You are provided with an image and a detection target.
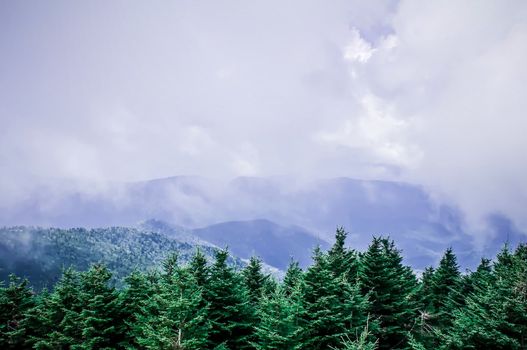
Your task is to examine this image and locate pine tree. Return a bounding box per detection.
[302,247,370,350]
[428,248,462,329]
[118,270,154,348]
[78,264,123,349]
[252,285,305,350]
[189,248,210,287]
[243,256,269,304]
[441,244,527,348]
[283,259,303,295]
[131,254,210,349]
[460,258,493,299]
[333,319,378,350]
[0,274,35,349]
[8,288,52,349]
[419,266,434,310]
[32,268,84,349]
[415,266,434,347]
[204,249,253,349]
[328,227,359,280]
[359,237,419,350]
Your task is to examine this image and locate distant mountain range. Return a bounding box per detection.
[137,218,327,269]
[1,176,524,271]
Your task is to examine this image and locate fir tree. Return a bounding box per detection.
[8,288,52,349]
[189,248,210,288]
[204,249,253,349]
[333,319,378,350]
[460,258,493,300]
[243,256,268,304]
[33,268,84,349]
[252,285,305,350]
[78,264,123,349]
[328,227,359,280]
[283,259,303,295]
[0,275,35,349]
[132,254,210,349]
[118,270,154,348]
[302,247,370,350]
[415,266,434,347]
[359,237,419,350]
[428,248,462,329]
[441,244,527,348]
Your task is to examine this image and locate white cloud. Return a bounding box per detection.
[343,28,375,63]
[1,0,527,240]
[351,0,527,235]
[315,93,421,168]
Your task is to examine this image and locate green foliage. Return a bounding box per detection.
[130,254,210,349]
[0,226,245,289]
[2,231,527,350]
[332,319,378,350]
[0,275,35,349]
[328,227,359,280]
[204,249,254,349]
[252,285,305,349]
[302,245,370,350]
[440,243,527,349]
[359,237,419,350]
[283,259,303,294]
[33,268,83,349]
[118,270,154,348]
[77,264,123,349]
[243,257,269,305]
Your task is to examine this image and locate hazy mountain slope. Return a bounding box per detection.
[0,176,523,270]
[193,219,329,269]
[0,226,245,288]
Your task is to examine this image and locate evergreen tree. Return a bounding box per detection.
[252,285,305,350]
[460,258,493,300]
[283,259,303,295]
[189,248,210,288]
[0,275,35,349]
[415,266,434,347]
[428,248,463,329]
[302,247,370,350]
[243,256,269,304]
[78,264,123,349]
[118,270,154,348]
[359,237,419,350]
[9,288,52,349]
[333,319,378,350]
[33,268,84,349]
[132,254,210,349]
[419,266,434,310]
[328,227,359,280]
[204,249,253,349]
[441,244,527,348]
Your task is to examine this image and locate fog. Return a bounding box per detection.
[1,0,526,245]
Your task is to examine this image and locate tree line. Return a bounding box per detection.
[1,228,526,349]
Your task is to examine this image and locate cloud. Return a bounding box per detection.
[351,1,527,237]
[1,0,527,242]
[343,28,376,63]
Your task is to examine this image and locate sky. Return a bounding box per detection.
[1,0,527,237]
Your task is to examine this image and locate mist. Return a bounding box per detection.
[1,0,527,248]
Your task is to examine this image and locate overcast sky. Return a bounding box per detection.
[1,0,527,233]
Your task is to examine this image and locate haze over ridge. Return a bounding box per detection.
[1,1,526,250]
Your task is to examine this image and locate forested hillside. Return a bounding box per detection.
[1,228,526,349]
[0,226,245,288]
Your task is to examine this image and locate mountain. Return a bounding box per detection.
[0,176,524,270]
[193,219,329,269]
[0,225,246,289]
[137,218,329,269]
